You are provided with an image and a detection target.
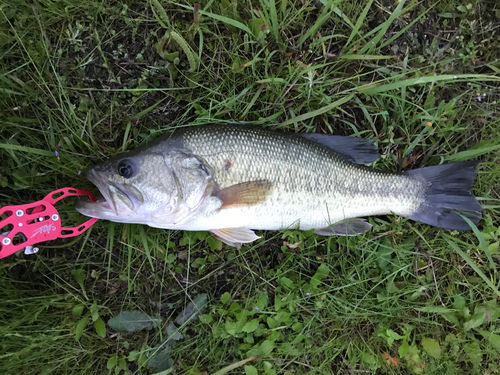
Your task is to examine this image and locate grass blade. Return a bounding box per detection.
[171,1,252,34]
[278,93,355,127]
[358,74,500,94]
[340,54,395,60]
[357,0,407,55]
[298,0,338,46]
[151,0,171,29]
[268,0,280,45]
[0,143,54,156]
[0,88,25,96]
[443,235,500,298]
[332,6,354,29]
[378,5,434,50]
[200,10,251,34]
[343,0,374,51]
[131,97,171,120]
[458,213,495,271]
[211,356,260,375]
[443,138,500,162]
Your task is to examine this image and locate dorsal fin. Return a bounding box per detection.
[300,133,380,164]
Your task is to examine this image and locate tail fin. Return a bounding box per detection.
[407,160,482,230]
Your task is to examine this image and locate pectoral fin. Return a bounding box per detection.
[215,180,273,210]
[315,218,372,236]
[210,228,260,248]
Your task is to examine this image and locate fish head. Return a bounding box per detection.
[75,149,214,226]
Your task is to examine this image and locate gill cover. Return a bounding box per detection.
[162,152,215,225]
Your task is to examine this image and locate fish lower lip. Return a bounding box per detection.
[74,195,112,216]
[94,196,111,210]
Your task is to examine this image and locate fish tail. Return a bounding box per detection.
[407,160,482,230]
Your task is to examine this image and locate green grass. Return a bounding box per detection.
[1,0,500,374]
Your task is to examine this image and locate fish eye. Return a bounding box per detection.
[199,163,209,175]
[117,160,135,179]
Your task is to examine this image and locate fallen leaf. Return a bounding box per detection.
[108,280,123,295]
[283,240,302,249]
[108,311,162,332]
[382,352,399,366]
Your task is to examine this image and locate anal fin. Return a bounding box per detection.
[315,218,372,237]
[210,228,260,248]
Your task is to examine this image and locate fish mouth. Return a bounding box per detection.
[75,169,142,220]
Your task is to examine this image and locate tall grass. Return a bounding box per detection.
[1,0,499,373]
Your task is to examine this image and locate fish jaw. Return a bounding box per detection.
[75,168,142,222]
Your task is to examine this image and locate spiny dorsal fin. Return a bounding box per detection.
[300,133,380,164]
[210,227,260,248]
[215,180,273,210]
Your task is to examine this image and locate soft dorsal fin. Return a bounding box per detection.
[210,228,260,248]
[300,133,380,164]
[214,180,273,210]
[314,218,373,236]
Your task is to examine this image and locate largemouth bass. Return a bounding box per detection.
[75,125,482,247]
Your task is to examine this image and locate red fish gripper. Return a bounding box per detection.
[0,188,98,259]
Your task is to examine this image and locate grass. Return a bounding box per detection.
[1,0,500,374]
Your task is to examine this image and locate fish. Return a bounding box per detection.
[75,124,482,247]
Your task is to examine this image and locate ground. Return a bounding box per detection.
[1,0,500,374]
